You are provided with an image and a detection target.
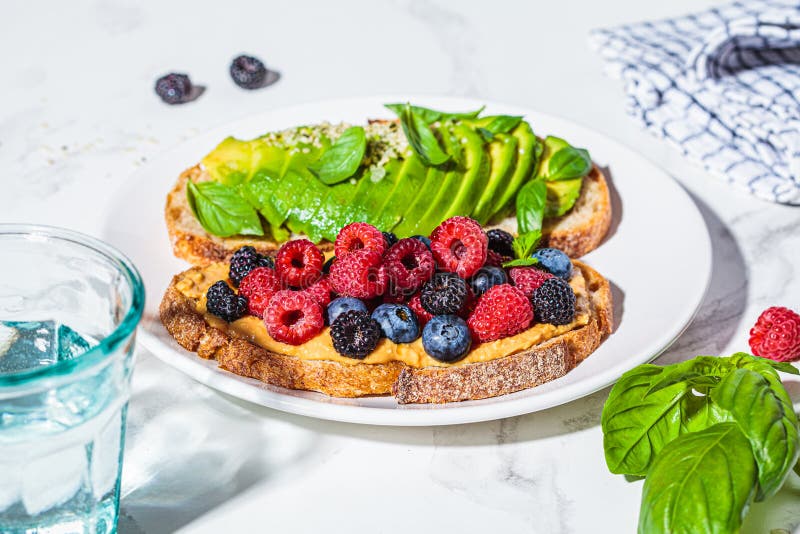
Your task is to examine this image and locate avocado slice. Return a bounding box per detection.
[201,137,254,186]
[471,132,518,224]
[394,160,447,237]
[439,122,490,221]
[311,176,361,241]
[372,156,418,234]
[490,121,540,217]
[412,122,466,235]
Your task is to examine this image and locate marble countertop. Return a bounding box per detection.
[3,1,800,532]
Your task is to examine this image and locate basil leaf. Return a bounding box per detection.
[186,181,264,237]
[601,362,732,476]
[544,178,583,218]
[537,136,592,181]
[711,368,800,500]
[502,257,540,268]
[639,423,757,534]
[384,103,484,124]
[396,104,451,166]
[480,115,523,135]
[476,127,494,142]
[309,126,367,185]
[515,179,547,234]
[511,230,542,259]
[645,356,734,395]
[727,351,800,376]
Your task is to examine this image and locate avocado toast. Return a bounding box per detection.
[165,104,612,265]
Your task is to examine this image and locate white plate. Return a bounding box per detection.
[102,96,711,426]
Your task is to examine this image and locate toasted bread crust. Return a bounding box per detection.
[159,262,612,403]
[165,162,612,265]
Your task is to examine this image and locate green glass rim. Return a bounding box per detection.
[0,224,145,387]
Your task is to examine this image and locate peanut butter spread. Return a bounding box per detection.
[175,263,590,368]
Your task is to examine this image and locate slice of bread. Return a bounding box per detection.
[159,261,612,404]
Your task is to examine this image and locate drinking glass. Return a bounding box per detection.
[0,225,144,533]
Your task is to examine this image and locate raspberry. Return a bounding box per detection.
[467,284,533,343]
[749,306,800,362]
[509,267,555,299]
[206,281,248,322]
[408,293,434,327]
[484,249,508,268]
[486,229,515,257]
[229,246,274,287]
[330,310,382,359]
[420,272,468,315]
[329,248,384,299]
[302,276,333,308]
[429,216,488,279]
[532,278,576,325]
[383,238,435,294]
[335,222,386,259]
[239,267,282,317]
[275,239,324,288]
[263,290,324,345]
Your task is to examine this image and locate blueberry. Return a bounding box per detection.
[382,232,399,248]
[531,248,572,280]
[230,54,268,89]
[327,296,368,325]
[371,304,419,343]
[422,315,472,363]
[469,266,507,296]
[154,73,193,105]
[410,235,432,250]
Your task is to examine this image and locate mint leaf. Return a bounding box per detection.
[639,423,757,534]
[502,257,539,268]
[515,178,547,235]
[397,103,450,166]
[309,126,367,184]
[186,181,264,237]
[511,229,542,259]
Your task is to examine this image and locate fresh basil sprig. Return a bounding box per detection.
[537,136,592,181]
[602,353,800,533]
[186,180,264,237]
[476,115,523,141]
[384,103,484,124]
[309,126,367,185]
[515,178,547,235]
[394,103,451,166]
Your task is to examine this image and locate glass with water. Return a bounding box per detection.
[0,225,144,533]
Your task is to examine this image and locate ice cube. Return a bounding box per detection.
[91,410,122,499]
[22,443,87,515]
[57,324,94,362]
[0,321,57,373]
[0,460,21,513]
[0,323,19,358]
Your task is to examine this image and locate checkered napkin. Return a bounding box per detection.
[590,0,800,204]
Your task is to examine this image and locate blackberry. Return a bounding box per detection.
[230,54,268,89]
[229,246,274,287]
[322,256,335,274]
[382,231,399,248]
[154,73,193,105]
[206,281,248,322]
[532,278,576,325]
[420,273,467,315]
[486,229,515,257]
[330,310,381,359]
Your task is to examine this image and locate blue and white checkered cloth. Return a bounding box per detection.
[591,0,800,204]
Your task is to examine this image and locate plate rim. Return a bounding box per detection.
[112,95,713,426]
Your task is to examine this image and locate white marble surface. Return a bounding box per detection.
[2,1,800,532]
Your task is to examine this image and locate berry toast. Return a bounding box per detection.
[165,107,612,266]
[160,218,613,404]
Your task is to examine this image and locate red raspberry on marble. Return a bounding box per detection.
[408,292,434,327]
[301,276,333,308]
[509,267,555,299]
[263,290,324,345]
[467,284,533,343]
[429,216,488,279]
[749,306,800,362]
[335,222,386,259]
[274,239,324,288]
[383,238,435,293]
[238,266,283,318]
[329,248,384,299]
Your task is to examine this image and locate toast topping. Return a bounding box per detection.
[173,261,591,368]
